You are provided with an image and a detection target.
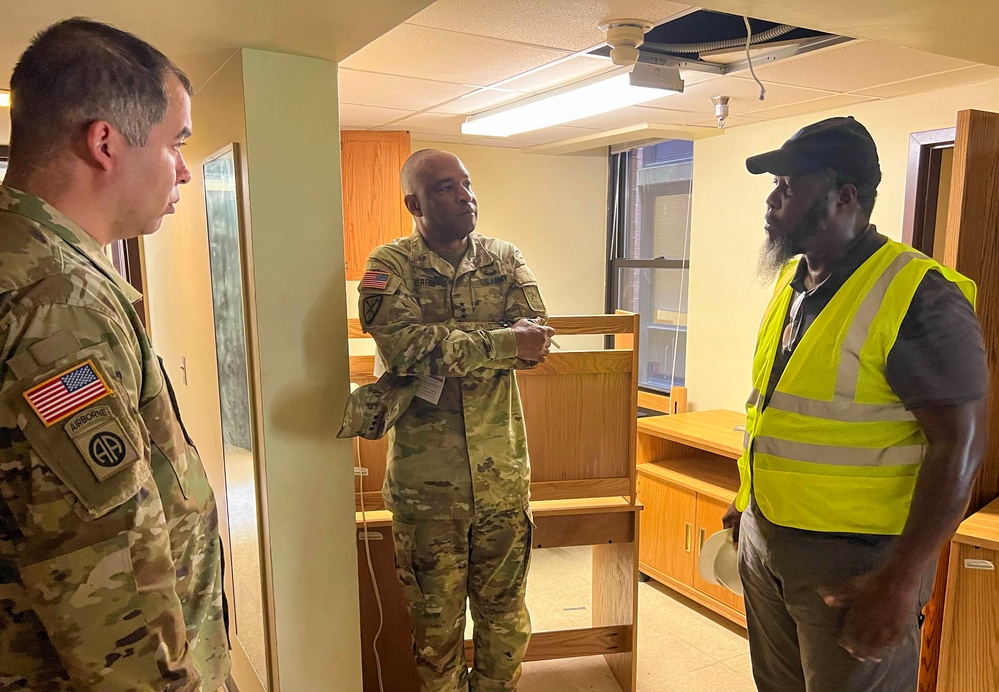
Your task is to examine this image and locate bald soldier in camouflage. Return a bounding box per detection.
[341,150,554,691]
[0,20,229,689]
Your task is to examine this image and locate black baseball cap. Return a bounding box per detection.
[745,116,881,186]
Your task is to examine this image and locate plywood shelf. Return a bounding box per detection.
[638,457,740,504]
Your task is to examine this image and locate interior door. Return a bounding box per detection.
[692,494,746,613]
[637,471,696,586]
[919,109,999,692]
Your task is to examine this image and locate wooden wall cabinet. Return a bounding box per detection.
[938,497,999,692]
[340,130,411,280]
[636,410,746,626]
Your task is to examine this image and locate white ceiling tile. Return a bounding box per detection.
[338,69,474,111]
[689,115,762,129]
[390,111,470,137]
[500,56,618,93]
[750,39,977,93]
[660,75,836,116]
[745,93,880,121]
[431,88,528,115]
[569,105,709,129]
[339,103,413,129]
[406,0,692,52]
[463,137,527,149]
[852,64,999,98]
[342,23,569,85]
[408,132,478,145]
[492,125,603,146]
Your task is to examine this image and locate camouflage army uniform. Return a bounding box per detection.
[0,186,230,690]
[352,231,546,691]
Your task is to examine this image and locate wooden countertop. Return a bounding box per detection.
[954,495,999,551]
[637,409,745,459]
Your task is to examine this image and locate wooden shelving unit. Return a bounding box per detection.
[350,315,643,692]
[635,409,747,627]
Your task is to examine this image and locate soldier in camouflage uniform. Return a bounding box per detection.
[0,19,230,690]
[341,150,554,691]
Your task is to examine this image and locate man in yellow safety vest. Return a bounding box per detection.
[723,116,988,692]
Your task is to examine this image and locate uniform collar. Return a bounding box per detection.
[408,231,496,278]
[0,185,143,304]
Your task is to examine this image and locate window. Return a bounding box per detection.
[0,145,8,183]
[607,140,692,394]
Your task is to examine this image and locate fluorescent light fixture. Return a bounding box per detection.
[0,92,9,108]
[461,66,683,137]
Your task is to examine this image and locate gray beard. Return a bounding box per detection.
[756,198,828,286]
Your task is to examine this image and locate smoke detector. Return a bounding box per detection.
[712,96,730,128]
[599,19,654,66]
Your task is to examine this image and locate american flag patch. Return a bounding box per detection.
[360,271,390,290]
[23,360,112,427]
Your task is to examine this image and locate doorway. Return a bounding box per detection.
[902,127,956,259]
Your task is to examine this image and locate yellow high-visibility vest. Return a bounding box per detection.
[736,239,976,534]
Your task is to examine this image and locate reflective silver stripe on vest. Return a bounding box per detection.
[754,436,925,467]
[768,392,916,423]
[835,250,923,399]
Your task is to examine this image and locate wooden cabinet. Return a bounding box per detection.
[638,474,695,586]
[340,131,411,280]
[692,494,744,612]
[938,497,999,692]
[636,410,746,627]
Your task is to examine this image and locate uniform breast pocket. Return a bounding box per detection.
[468,274,509,321]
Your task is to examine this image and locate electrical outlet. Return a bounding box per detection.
[354,466,369,476]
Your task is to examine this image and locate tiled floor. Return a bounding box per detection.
[464,545,758,691]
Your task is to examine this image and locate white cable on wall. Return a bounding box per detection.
[358,468,385,692]
[667,173,693,397]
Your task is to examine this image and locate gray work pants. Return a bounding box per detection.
[739,499,936,692]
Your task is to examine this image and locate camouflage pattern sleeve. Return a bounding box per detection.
[360,251,520,377]
[505,249,548,324]
[0,297,201,690]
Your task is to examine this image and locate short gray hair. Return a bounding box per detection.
[9,17,191,167]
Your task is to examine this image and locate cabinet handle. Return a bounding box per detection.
[699,527,706,550]
[684,523,693,553]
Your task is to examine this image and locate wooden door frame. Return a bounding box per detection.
[109,237,148,329]
[902,127,955,254]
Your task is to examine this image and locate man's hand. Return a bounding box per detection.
[511,318,555,363]
[819,569,921,662]
[722,501,743,544]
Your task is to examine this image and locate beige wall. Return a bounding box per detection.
[686,76,999,413]
[239,48,360,691]
[347,141,609,355]
[144,48,361,691]
[142,50,268,690]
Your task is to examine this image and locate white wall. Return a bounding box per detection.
[686,76,999,413]
[240,48,360,691]
[145,48,362,691]
[347,141,609,353]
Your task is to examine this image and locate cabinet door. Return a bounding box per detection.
[341,131,411,280]
[637,473,696,586]
[693,494,746,613]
